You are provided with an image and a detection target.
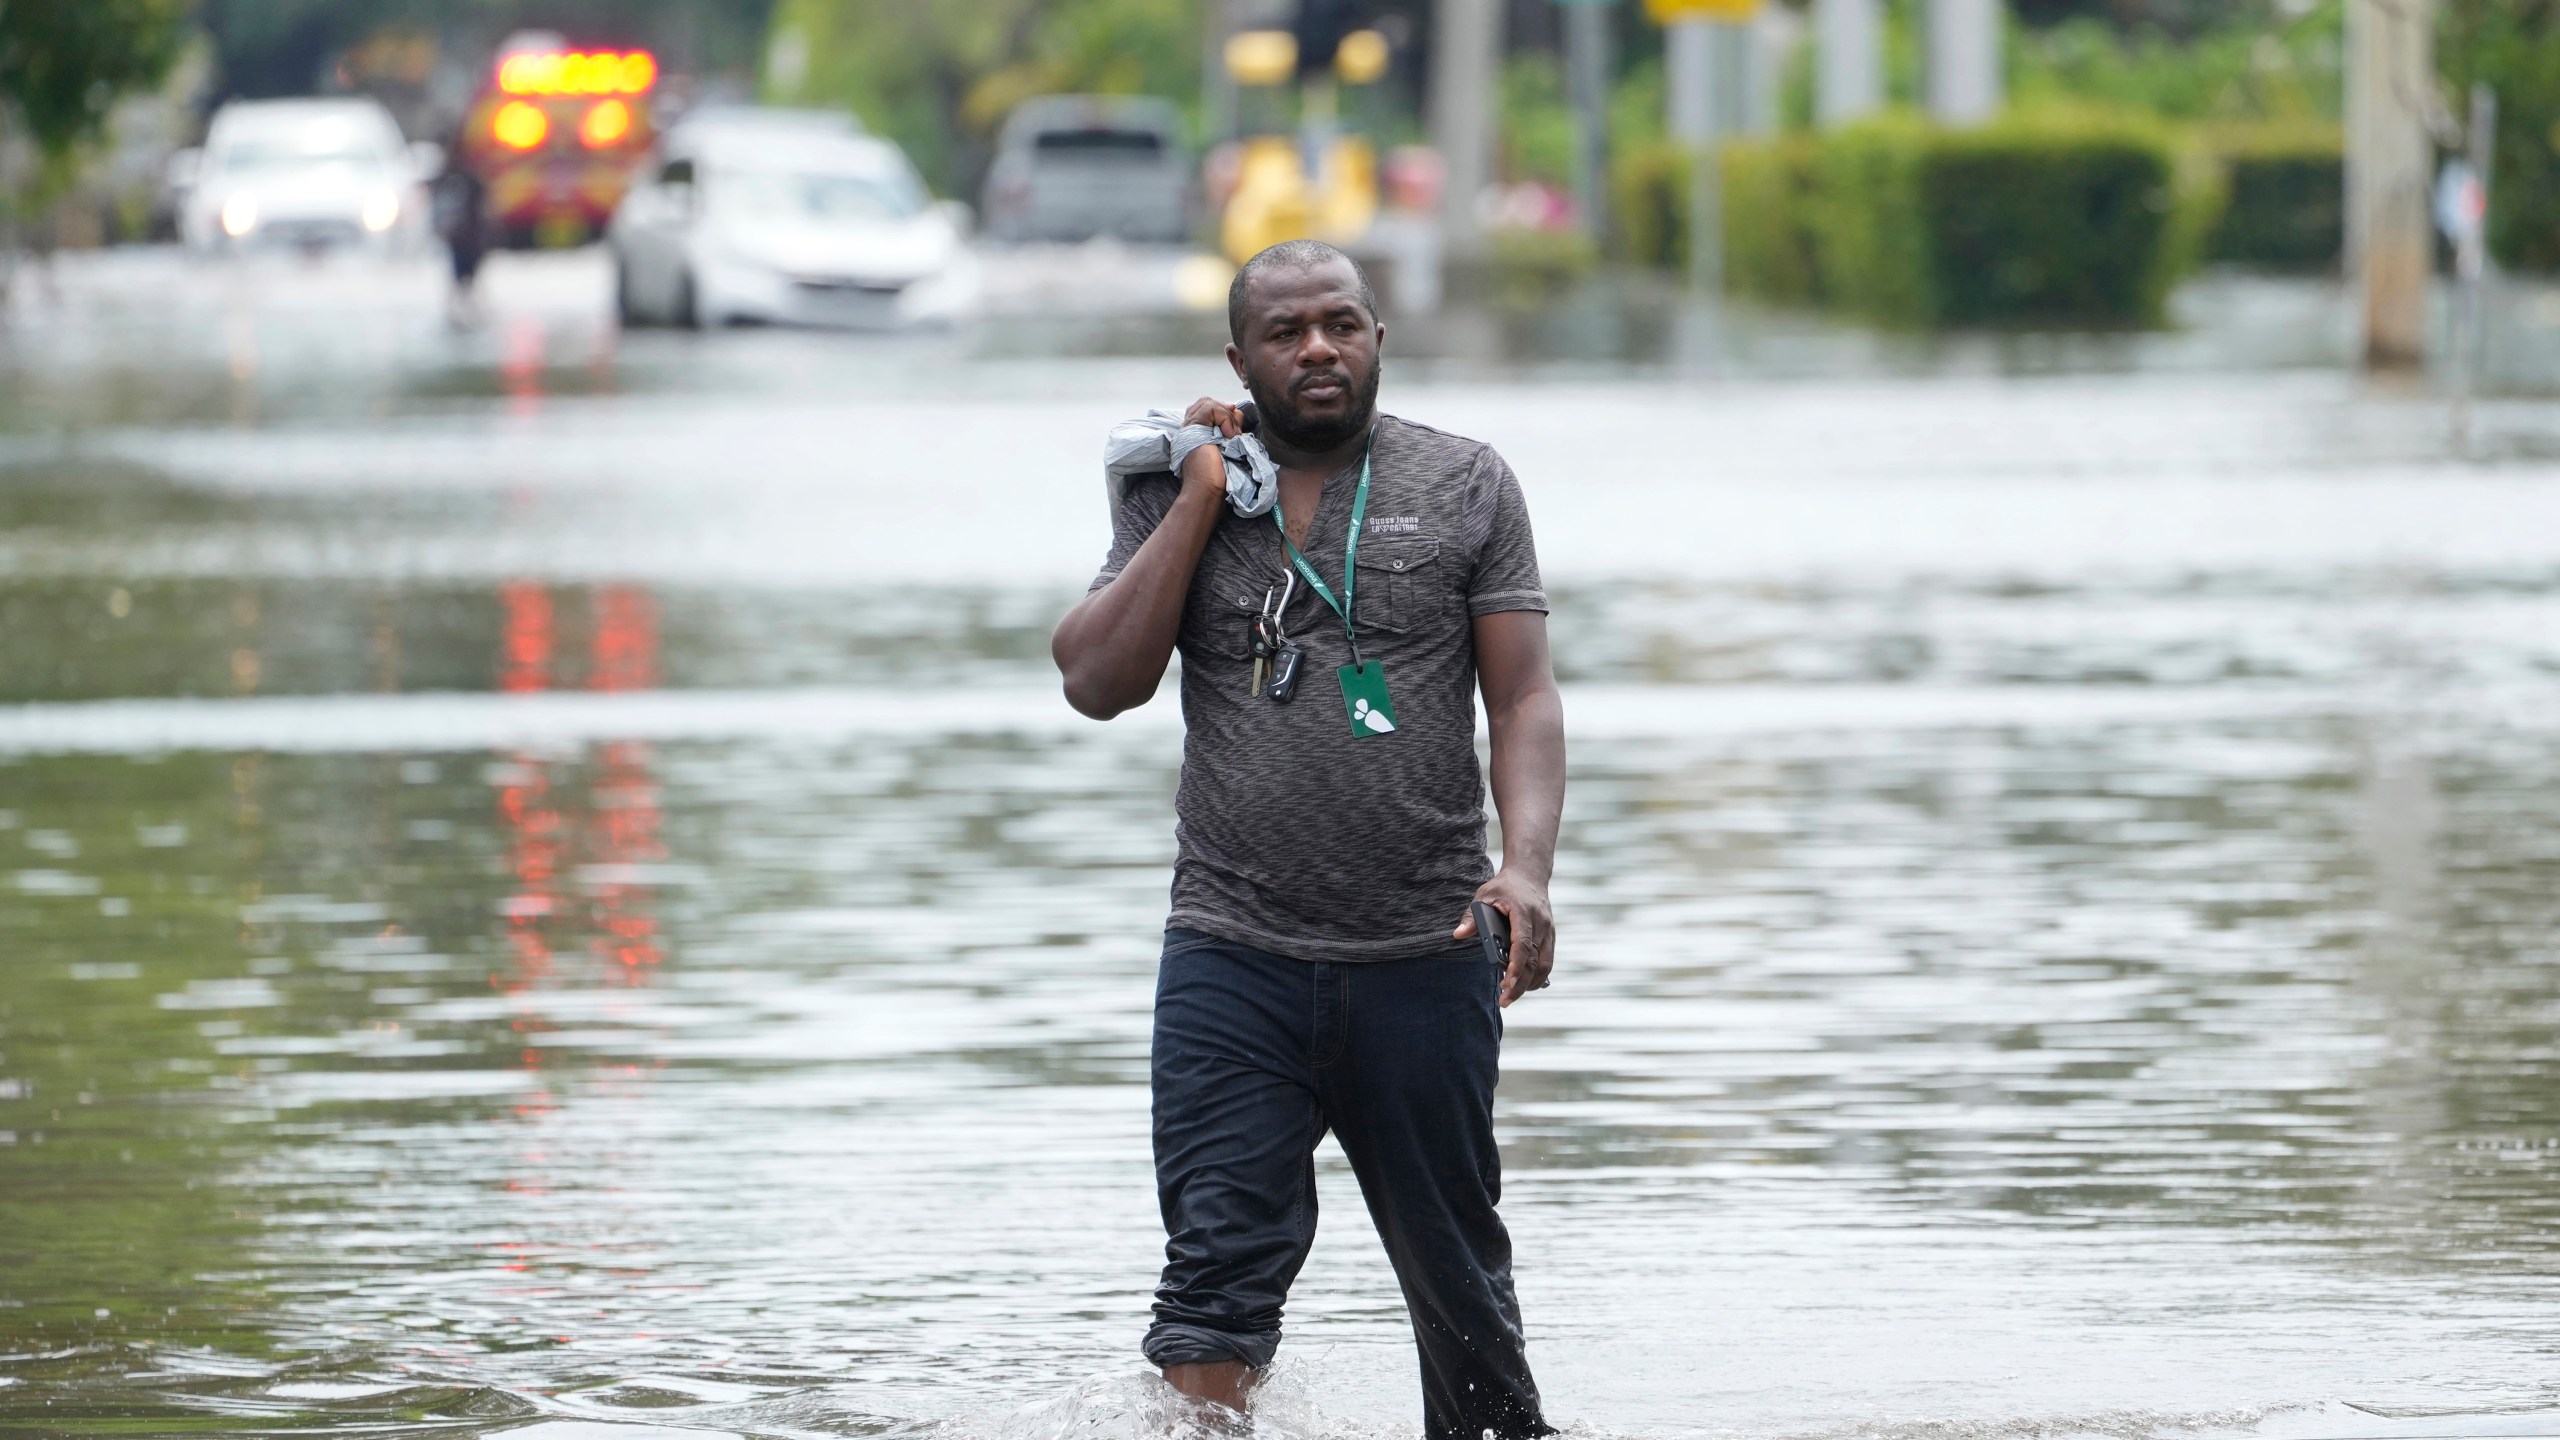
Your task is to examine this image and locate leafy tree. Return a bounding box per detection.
[766,0,1200,198]
[193,0,776,100]
[2009,0,2343,121]
[0,0,189,270]
[2440,0,2560,272]
[2010,0,2261,41]
[0,0,191,160]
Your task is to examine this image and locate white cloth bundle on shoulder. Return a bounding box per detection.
[1103,410,1280,522]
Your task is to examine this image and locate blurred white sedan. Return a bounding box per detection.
[173,98,437,255]
[607,117,978,328]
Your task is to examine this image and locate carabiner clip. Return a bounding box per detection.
[1262,569,1296,634]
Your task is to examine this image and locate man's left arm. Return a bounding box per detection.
[1457,609,1566,1007]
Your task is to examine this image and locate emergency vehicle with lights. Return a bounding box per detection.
[458,35,660,249]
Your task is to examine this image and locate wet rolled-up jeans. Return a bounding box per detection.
[1145,928,1551,1440]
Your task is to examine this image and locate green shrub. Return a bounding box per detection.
[1487,227,1600,306]
[1500,54,1577,186]
[1725,136,1824,303]
[1805,116,1937,326]
[1617,110,2213,329]
[1917,111,2204,326]
[2201,123,2342,270]
[2009,9,2345,123]
[1612,141,1685,271]
[1614,138,1820,301]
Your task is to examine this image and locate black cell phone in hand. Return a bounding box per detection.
[1470,901,1512,969]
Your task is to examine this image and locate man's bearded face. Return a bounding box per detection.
[1230,259,1383,453]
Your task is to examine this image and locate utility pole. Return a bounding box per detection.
[1815,0,1883,125]
[1715,19,1760,135]
[1429,0,1505,258]
[1666,19,1720,292]
[2447,82,2496,447]
[2346,0,2435,370]
[1560,0,1617,249]
[1655,0,1764,291]
[1925,0,2001,124]
[1202,0,1239,147]
[2460,82,2496,368]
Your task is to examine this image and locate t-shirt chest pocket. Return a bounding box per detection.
[1354,537,1445,636]
[1183,545,1266,662]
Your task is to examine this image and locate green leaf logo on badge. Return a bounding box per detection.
[1337,661,1398,737]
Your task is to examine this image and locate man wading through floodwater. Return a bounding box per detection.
[1051,240,1566,1439]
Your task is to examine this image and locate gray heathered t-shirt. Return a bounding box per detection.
[1088,413,1548,963]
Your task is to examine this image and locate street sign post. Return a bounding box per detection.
[1655,0,1758,298]
[1554,0,1619,247]
[2444,83,2498,453]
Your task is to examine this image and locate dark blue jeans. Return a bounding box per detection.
[1145,928,1550,1440]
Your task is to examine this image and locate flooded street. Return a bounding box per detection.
[4,248,2560,1440]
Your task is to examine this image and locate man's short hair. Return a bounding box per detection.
[1227,239,1378,345]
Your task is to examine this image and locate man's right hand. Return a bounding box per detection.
[1184,396,1247,436]
[1052,398,1246,720]
[1179,397,1246,497]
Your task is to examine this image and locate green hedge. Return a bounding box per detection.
[1616,110,2221,329]
[1614,143,1686,274]
[1804,118,1939,326]
[1614,136,1819,303]
[1486,228,1601,306]
[2202,124,2343,270]
[1726,136,1823,304]
[1922,113,2212,327]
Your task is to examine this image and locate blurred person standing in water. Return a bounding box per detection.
[431,129,489,324]
[1052,240,1566,1439]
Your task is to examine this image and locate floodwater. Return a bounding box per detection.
[4,249,2560,1440]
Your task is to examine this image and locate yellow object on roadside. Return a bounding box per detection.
[1643,0,1763,19]
[1173,254,1236,312]
[1319,136,1377,241]
[1219,135,1380,264]
[1222,137,1314,264]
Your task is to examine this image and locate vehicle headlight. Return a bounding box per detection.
[220,193,258,237]
[360,189,401,233]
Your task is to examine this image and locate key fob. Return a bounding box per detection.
[1267,644,1303,702]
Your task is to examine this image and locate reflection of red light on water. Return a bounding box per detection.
[589,586,664,975]
[500,582,552,693]
[498,762,563,978]
[592,735,663,975]
[484,580,669,1329]
[495,581,564,1131]
[494,583,669,1000]
[500,319,546,411]
[591,586,659,693]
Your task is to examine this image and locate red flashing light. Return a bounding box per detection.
[498,49,658,97]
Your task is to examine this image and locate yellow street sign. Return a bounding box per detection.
[1644,0,1763,22]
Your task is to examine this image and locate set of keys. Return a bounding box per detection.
[1249,575,1305,703]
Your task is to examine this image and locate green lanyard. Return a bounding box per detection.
[1271,448,1372,665]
